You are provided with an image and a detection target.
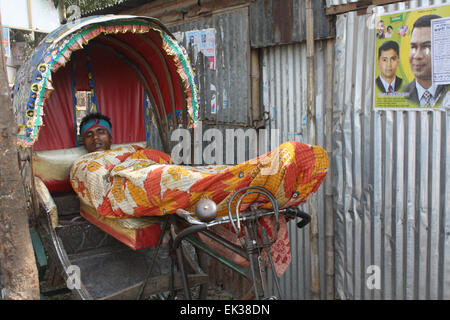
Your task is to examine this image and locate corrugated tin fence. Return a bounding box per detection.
[261,40,335,299]
[332,0,450,299]
[145,0,449,300]
[165,1,335,299]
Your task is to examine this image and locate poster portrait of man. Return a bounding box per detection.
[401,14,449,107]
[374,4,450,110]
[376,41,403,93]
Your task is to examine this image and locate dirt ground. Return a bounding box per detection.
[40,282,234,300]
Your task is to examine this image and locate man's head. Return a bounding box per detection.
[79,113,112,153]
[377,20,385,33]
[378,40,400,83]
[409,15,441,87]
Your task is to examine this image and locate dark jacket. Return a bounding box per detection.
[402,79,449,106]
[376,76,403,93]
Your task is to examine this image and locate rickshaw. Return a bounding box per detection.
[12,15,321,300]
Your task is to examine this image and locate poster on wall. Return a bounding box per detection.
[374,4,450,110]
[185,28,216,70]
[2,27,10,57]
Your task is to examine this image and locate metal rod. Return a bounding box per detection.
[44,208,92,300]
[185,236,249,278]
[227,186,279,235]
[200,229,248,259]
[176,247,191,300]
[244,225,260,300]
[136,216,170,300]
[261,227,283,299]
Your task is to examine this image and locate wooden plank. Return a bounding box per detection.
[30,227,47,269]
[325,0,405,16]
[122,0,198,17]
[100,273,209,300]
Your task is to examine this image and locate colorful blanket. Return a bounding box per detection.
[70,141,329,276]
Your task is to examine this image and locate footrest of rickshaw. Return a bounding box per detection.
[68,242,208,300]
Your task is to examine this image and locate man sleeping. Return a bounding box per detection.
[70,112,329,275]
[78,112,113,153]
[70,112,328,219]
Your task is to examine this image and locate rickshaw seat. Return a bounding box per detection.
[34,142,162,250]
[80,201,162,250]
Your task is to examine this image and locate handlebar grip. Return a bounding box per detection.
[285,208,311,229]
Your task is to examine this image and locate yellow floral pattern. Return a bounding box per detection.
[70,142,328,219]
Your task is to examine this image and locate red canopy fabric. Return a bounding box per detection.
[34,44,146,151]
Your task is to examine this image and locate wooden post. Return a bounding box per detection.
[325,38,335,300]
[305,0,320,300]
[0,13,40,299]
[251,49,261,127]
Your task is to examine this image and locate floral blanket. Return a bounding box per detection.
[70,141,329,276]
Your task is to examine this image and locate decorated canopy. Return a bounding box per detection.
[12,15,199,150]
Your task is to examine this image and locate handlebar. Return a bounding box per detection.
[284,207,311,229]
[173,206,312,248]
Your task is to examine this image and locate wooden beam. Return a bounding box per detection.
[122,0,197,16]
[325,0,406,16]
[305,0,320,301]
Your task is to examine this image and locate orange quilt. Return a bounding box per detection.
[69,141,329,276]
[70,141,328,218]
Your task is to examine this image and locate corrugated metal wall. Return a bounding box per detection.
[144,0,449,300]
[249,0,333,47]
[169,7,250,126]
[261,40,335,299]
[148,7,253,162]
[332,0,450,299]
[163,2,336,299]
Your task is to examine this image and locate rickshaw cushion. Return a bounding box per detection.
[80,201,162,250]
[33,147,86,193]
[33,142,146,194]
[34,142,160,250]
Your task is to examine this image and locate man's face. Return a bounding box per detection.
[409,27,432,81]
[377,21,384,33]
[378,48,399,81]
[83,126,112,153]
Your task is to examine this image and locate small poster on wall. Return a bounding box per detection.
[2,27,10,57]
[185,28,216,70]
[374,3,450,110]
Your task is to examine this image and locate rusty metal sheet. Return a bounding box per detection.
[250,0,334,47]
